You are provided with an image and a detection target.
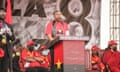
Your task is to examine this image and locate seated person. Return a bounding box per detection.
[21,40,49,72]
[91,45,105,72]
[103,40,120,72]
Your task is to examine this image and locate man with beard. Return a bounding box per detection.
[103,40,120,72]
[45,10,69,72]
[0,8,15,72]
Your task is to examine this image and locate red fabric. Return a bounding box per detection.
[19,49,27,71]
[45,21,68,36]
[26,40,34,46]
[0,48,4,58]
[40,45,47,50]
[45,21,68,64]
[110,67,120,72]
[5,0,12,24]
[103,50,120,72]
[92,56,100,63]
[91,56,105,70]
[54,41,63,64]
[21,49,49,68]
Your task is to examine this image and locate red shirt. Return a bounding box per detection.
[103,50,120,72]
[45,21,68,37]
[45,21,68,64]
[91,56,105,70]
[21,49,49,68]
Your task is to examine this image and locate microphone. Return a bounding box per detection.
[59,15,66,22]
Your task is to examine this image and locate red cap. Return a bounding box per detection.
[108,40,117,45]
[27,40,34,46]
[91,45,100,51]
[0,48,4,58]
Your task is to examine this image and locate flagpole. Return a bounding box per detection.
[6,0,13,71]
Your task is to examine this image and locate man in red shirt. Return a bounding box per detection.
[45,10,69,41]
[45,10,69,72]
[103,40,120,72]
[21,40,49,72]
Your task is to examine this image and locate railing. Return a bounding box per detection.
[110,0,120,50]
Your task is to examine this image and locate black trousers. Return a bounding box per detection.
[50,46,56,72]
[0,45,12,72]
[26,67,48,72]
[13,55,22,72]
[0,55,9,72]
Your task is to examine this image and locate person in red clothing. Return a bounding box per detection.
[103,40,120,72]
[45,10,69,72]
[45,10,69,41]
[21,40,49,72]
[91,45,105,72]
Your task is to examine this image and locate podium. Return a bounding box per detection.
[53,36,89,72]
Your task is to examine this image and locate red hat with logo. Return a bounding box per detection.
[91,45,100,51]
[108,40,117,45]
[27,40,35,46]
[0,48,4,58]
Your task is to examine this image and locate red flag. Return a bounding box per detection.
[5,0,12,24]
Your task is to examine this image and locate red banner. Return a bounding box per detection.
[5,0,12,24]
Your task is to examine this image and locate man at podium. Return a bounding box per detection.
[45,10,69,72]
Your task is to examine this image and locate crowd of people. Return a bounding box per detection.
[12,40,50,72]
[0,7,68,72]
[0,6,120,72]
